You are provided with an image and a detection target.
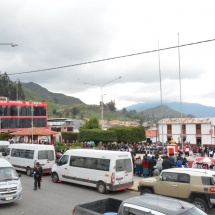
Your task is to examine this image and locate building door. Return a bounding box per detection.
[196,137,201,146]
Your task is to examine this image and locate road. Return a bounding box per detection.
[0,173,138,215]
[0,172,214,215]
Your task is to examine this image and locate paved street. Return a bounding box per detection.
[0,172,214,215]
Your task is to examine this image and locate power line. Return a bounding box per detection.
[8,38,215,76]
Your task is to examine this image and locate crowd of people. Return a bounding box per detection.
[132,152,190,178]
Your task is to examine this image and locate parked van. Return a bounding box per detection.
[0,158,22,204]
[51,149,133,193]
[0,141,10,157]
[2,144,56,176]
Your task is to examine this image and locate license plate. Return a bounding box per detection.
[5,196,13,201]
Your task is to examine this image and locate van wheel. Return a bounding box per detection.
[52,173,59,183]
[26,167,32,176]
[97,182,106,194]
[191,198,208,212]
[140,188,152,195]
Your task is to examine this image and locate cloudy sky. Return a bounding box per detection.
[1,0,215,109]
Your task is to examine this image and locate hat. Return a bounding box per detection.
[153,166,157,169]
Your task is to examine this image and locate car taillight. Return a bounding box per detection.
[111,173,115,184]
[72,209,75,215]
[210,187,215,192]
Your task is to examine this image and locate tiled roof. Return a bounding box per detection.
[10,127,58,136]
[158,118,212,124]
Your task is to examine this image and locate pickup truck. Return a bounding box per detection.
[72,194,207,215]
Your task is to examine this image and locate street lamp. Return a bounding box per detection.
[84,76,122,129]
[0,43,18,47]
[30,101,34,143]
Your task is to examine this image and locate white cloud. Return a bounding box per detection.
[1,0,215,109]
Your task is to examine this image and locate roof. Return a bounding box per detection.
[158,117,212,124]
[162,168,215,176]
[10,127,58,136]
[124,194,198,215]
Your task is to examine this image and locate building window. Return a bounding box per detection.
[167,124,172,134]
[196,124,201,135]
[182,124,186,134]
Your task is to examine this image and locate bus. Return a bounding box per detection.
[51,149,133,193]
[2,144,55,176]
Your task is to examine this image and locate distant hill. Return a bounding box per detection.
[141,105,187,118]
[22,82,83,105]
[126,102,215,117]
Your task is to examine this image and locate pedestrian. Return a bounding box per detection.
[162,156,171,170]
[142,157,150,178]
[33,162,43,190]
[153,166,160,176]
[135,156,143,177]
[149,156,157,177]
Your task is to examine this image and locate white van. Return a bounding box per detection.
[2,144,56,176]
[51,149,133,193]
[0,158,22,204]
[0,141,10,157]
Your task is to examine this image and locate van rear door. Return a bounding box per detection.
[37,149,55,173]
[115,158,133,185]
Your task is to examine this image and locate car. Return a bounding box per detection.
[138,168,215,212]
[118,194,207,215]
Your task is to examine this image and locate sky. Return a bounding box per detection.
[1,0,215,110]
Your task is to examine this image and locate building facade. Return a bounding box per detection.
[0,99,48,132]
[158,118,215,145]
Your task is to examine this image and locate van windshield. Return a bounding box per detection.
[0,167,19,181]
[0,145,8,153]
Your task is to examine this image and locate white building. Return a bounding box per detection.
[158,118,215,145]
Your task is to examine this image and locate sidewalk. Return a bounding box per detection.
[129,175,141,191]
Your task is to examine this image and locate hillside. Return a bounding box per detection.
[22,82,83,105]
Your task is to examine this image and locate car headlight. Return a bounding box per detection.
[17,183,22,191]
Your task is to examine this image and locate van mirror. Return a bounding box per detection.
[18,173,21,177]
[57,160,61,166]
[2,152,6,156]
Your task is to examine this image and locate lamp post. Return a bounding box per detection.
[84,76,122,129]
[0,43,18,47]
[30,101,34,143]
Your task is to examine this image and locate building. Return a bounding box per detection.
[0,99,48,132]
[158,118,215,145]
[47,118,84,133]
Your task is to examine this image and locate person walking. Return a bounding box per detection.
[33,162,43,190]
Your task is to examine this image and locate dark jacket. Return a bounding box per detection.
[33,166,43,178]
[162,158,171,170]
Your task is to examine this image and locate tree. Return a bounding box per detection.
[106,100,116,112]
[70,107,80,119]
[80,115,101,129]
[122,107,127,114]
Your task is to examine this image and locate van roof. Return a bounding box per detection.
[64,149,131,157]
[7,143,54,150]
[0,158,13,168]
[0,141,10,145]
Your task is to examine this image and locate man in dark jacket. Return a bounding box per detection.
[33,162,43,190]
[149,156,157,176]
[162,156,171,170]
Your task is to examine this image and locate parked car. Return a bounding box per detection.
[138,168,215,212]
[72,193,207,215]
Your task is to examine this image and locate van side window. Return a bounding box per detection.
[11,149,34,159]
[70,156,110,171]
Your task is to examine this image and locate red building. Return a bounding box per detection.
[0,99,48,132]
